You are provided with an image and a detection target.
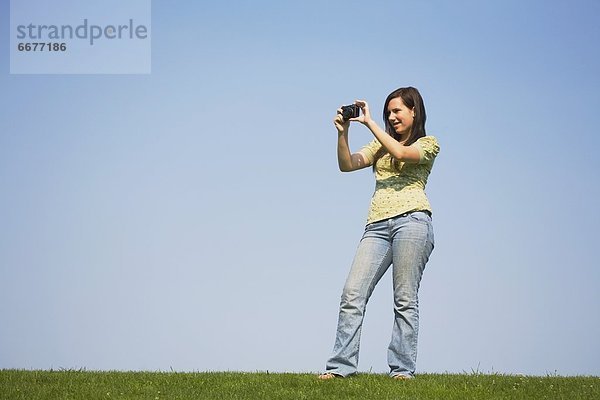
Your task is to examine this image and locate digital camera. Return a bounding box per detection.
[341,104,360,120]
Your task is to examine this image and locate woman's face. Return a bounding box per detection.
[387,97,414,135]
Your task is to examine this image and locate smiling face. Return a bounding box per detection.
[387,97,415,136]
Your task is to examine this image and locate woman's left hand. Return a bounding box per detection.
[349,100,374,126]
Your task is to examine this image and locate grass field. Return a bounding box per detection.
[1,369,598,400]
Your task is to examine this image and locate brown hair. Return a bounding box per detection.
[373,87,427,169]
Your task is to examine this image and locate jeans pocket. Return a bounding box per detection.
[408,211,431,224]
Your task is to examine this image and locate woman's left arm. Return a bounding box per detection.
[350,100,421,164]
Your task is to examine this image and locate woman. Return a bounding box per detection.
[319,87,440,380]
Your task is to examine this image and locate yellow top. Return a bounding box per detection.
[358,136,440,224]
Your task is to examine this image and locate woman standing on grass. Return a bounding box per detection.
[318,87,440,381]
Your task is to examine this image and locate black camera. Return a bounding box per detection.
[341,104,360,120]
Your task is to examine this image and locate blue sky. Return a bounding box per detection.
[1,0,599,376]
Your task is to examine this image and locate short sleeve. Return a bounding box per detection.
[358,139,382,164]
[413,136,440,164]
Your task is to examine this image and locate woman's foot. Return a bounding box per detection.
[392,374,413,380]
[317,372,342,380]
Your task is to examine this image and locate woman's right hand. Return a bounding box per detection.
[334,108,350,133]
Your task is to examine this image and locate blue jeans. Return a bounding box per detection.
[325,211,435,378]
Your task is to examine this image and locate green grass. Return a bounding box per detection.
[1,370,598,400]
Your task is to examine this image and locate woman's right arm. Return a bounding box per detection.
[335,111,371,172]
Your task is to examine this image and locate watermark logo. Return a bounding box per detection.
[10,0,151,74]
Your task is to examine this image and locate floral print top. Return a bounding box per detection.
[358,136,440,224]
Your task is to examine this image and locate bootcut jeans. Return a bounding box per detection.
[325,211,434,378]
